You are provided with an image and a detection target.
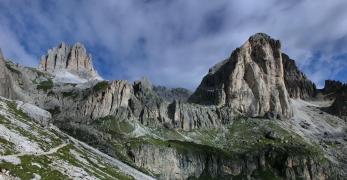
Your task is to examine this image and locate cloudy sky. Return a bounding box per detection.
[0,0,347,89]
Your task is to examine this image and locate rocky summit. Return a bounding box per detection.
[0,33,346,180]
[189,33,292,119]
[38,42,102,83]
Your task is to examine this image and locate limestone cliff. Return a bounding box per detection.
[189,33,293,119]
[282,53,316,99]
[324,81,347,119]
[38,42,101,83]
[0,49,17,99]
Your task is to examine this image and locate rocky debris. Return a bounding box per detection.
[38,42,102,82]
[189,33,293,119]
[0,50,17,99]
[153,86,191,102]
[282,53,316,99]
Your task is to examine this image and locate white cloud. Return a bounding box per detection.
[0,0,346,89]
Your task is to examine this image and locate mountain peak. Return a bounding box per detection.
[38,42,102,83]
[248,33,281,49]
[189,33,292,119]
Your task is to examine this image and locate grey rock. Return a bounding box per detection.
[18,101,52,126]
[153,86,191,102]
[38,42,101,81]
[129,142,335,180]
[0,49,18,99]
[189,33,293,119]
[282,53,316,99]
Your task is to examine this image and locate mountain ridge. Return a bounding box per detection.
[0,33,346,179]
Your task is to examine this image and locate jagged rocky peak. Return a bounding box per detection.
[282,53,316,99]
[38,42,102,83]
[323,80,344,94]
[189,33,293,119]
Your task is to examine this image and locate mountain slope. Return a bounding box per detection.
[0,97,154,180]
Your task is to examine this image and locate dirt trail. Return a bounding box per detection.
[0,143,67,159]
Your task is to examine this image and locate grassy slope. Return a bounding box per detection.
[0,98,133,180]
[85,115,331,179]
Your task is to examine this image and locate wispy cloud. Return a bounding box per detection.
[0,0,346,89]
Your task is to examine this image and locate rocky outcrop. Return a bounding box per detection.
[0,49,17,99]
[282,53,316,99]
[189,33,293,119]
[153,86,191,102]
[325,81,347,119]
[129,141,336,180]
[328,91,347,119]
[51,80,133,122]
[18,101,52,126]
[323,80,344,95]
[38,42,101,82]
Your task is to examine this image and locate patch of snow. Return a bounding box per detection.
[53,70,103,84]
[0,156,21,165]
[53,71,88,84]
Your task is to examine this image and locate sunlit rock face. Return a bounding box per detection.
[38,42,102,83]
[189,33,293,119]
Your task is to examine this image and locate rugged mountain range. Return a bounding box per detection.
[0,33,346,179]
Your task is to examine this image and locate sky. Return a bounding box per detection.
[0,0,347,89]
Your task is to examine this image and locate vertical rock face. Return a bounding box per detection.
[282,53,316,99]
[323,80,344,94]
[189,33,292,118]
[0,49,16,99]
[325,81,347,119]
[329,90,347,119]
[38,42,101,82]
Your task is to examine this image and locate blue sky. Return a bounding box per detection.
[0,0,347,89]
